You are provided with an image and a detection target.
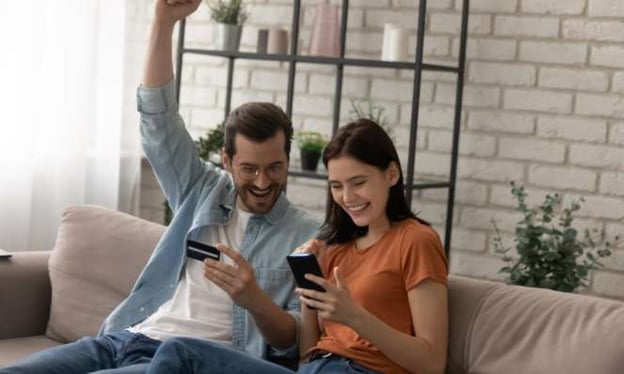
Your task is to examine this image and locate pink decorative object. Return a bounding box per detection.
[308,4,341,57]
[267,28,289,55]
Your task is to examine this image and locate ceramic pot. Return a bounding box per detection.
[300,149,321,172]
[214,23,242,52]
[267,28,289,54]
[257,29,269,53]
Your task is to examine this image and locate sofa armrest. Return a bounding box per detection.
[0,251,51,339]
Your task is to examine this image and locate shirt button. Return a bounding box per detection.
[139,307,145,312]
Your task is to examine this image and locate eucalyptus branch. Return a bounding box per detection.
[492,182,617,293]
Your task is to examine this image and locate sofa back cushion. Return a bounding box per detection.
[46,205,165,342]
[446,275,624,374]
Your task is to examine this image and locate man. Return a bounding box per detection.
[2,0,319,372]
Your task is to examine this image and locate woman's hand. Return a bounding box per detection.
[295,266,366,327]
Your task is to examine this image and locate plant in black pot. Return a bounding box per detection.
[492,181,618,293]
[296,130,328,172]
[195,121,225,165]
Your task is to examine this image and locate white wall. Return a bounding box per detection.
[131,0,624,299]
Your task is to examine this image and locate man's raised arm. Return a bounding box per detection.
[143,0,201,88]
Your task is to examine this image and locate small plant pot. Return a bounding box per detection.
[214,23,242,52]
[300,150,321,172]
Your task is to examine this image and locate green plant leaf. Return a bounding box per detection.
[492,181,616,293]
[195,122,225,162]
[296,130,328,153]
[207,0,248,24]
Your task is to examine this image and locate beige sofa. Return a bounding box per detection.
[1,205,624,373]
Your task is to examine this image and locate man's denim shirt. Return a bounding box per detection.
[98,80,320,360]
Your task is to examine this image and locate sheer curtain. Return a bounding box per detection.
[0,0,141,251]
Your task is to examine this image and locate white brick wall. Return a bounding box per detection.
[469,62,536,86]
[467,0,518,14]
[494,16,559,38]
[519,41,587,66]
[504,88,572,114]
[589,0,624,17]
[129,0,624,300]
[536,116,607,142]
[563,19,624,42]
[538,67,609,92]
[521,0,585,15]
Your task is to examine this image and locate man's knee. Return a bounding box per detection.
[161,337,219,356]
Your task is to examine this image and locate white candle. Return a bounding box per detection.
[382,23,408,62]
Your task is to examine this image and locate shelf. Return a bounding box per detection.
[176,0,471,257]
[287,169,450,190]
[287,169,327,180]
[407,181,451,190]
[182,48,459,73]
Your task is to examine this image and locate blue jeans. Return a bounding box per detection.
[298,352,380,374]
[146,337,379,374]
[146,338,291,374]
[0,331,161,374]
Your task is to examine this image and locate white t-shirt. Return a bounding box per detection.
[129,207,252,344]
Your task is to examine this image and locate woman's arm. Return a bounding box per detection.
[352,280,448,374]
[299,272,448,374]
[298,303,321,359]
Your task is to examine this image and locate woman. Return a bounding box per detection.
[147,119,448,374]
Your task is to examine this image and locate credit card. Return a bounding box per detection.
[186,239,220,262]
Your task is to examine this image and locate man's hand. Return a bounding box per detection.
[203,244,263,311]
[203,245,298,349]
[293,239,328,264]
[143,0,201,87]
[155,0,202,26]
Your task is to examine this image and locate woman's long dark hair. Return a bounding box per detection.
[317,119,427,245]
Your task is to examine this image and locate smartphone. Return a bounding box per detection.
[186,239,220,262]
[286,253,325,292]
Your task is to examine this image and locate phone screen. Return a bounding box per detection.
[286,253,325,292]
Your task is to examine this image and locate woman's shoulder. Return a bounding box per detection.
[395,219,448,272]
[395,218,441,240]
[392,219,445,255]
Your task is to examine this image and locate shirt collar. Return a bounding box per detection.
[220,183,289,225]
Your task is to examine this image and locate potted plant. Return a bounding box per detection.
[195,121,225,164]
[205,0,248,52]
[296,130,328,172]
[492,182,618,293]
[349,99,393,140]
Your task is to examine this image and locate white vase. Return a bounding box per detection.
[213,23,242,52]
[381,23,408,62]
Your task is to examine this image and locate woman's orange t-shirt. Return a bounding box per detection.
[312,218,448,374]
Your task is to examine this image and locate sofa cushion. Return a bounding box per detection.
[0,251,51,339]
[0,336,63,367]
[46,205,165,342]
[447,275,624,374]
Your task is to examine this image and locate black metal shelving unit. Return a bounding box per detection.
[175,0,470,257]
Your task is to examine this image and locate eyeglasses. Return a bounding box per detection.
[235,163,287,181]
